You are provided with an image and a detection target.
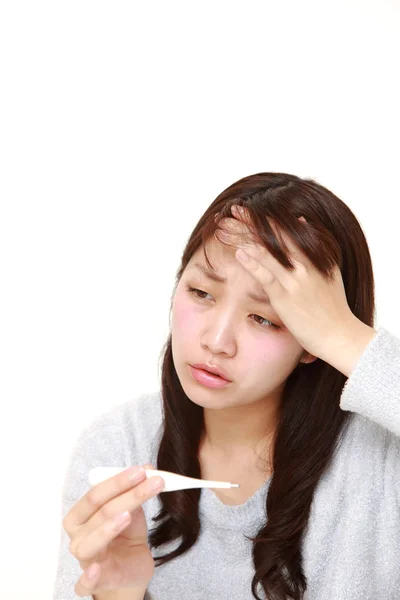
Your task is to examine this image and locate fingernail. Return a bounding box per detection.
[150,476,165,491]
[128,465,145,480]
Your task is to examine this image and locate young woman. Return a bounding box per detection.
[54,172,400,600]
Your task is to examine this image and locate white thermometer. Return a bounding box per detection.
[89,467,240,492]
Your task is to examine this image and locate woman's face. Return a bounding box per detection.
[171,236,314,410]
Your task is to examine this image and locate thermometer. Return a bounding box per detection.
[89,467,240,492]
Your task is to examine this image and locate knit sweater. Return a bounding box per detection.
[53,325,400,599]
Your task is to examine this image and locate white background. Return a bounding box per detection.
[0,1,399,598]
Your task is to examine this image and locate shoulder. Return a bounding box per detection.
[335,408,400,467]
[320,410,400,503]
[60,390,163,523]
[80,389,163,438]
[73,389,163,461]
[63,390,163,499]
[113,389,164,465]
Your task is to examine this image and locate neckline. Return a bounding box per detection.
[199,473,273,528]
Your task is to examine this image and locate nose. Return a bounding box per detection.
[200,311,237,357]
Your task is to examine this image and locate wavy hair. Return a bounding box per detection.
[148,172,375,599]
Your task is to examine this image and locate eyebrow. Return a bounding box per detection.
[190,262,271,305]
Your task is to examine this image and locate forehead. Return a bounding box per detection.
[186,240,272,306]
[187,237,242,276]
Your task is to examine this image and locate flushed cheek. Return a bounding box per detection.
[245,337,288,370]
[172,296,198,338]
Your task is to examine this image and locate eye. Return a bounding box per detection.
[186,286,213,301]
[251,315,280,330]
[186,286,280,330]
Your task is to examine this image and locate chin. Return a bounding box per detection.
[178,377,231,410]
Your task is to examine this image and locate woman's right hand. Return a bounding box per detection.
[62,463,165,597]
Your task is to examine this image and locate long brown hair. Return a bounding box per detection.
[148,172,376,599]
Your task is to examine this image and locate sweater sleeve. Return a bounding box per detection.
[52,404,131,600]
[339,325,400,502]
[340,326,400,436]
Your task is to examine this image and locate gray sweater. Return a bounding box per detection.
[53,326,400,599]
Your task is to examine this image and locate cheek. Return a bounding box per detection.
[246,336,289,368]
[172,294,197,336]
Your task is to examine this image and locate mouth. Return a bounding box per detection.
[189,365,232,388]
[191,363,231,381]
[201,369,224,379]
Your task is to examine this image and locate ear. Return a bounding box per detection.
[300,352,318,365]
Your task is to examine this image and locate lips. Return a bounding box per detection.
[201,368,224,379]
[189,365,232,388]
[191,363,232,381]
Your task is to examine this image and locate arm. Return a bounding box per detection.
[318,316,378,378]
[52,404,139,600]
[320,319,400,438]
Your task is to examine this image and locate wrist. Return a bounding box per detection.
[92,586,148,600]
[318,316,377,377]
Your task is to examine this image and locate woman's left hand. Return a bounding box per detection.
[215,204,358,361]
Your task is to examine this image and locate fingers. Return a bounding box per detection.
[69,471,165,562]
[64,463,158,536]
[64,462,160,597]
[72,506,133,562]
[75,563,101,598]
[63,465,148,534]
[216,207,311,277]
